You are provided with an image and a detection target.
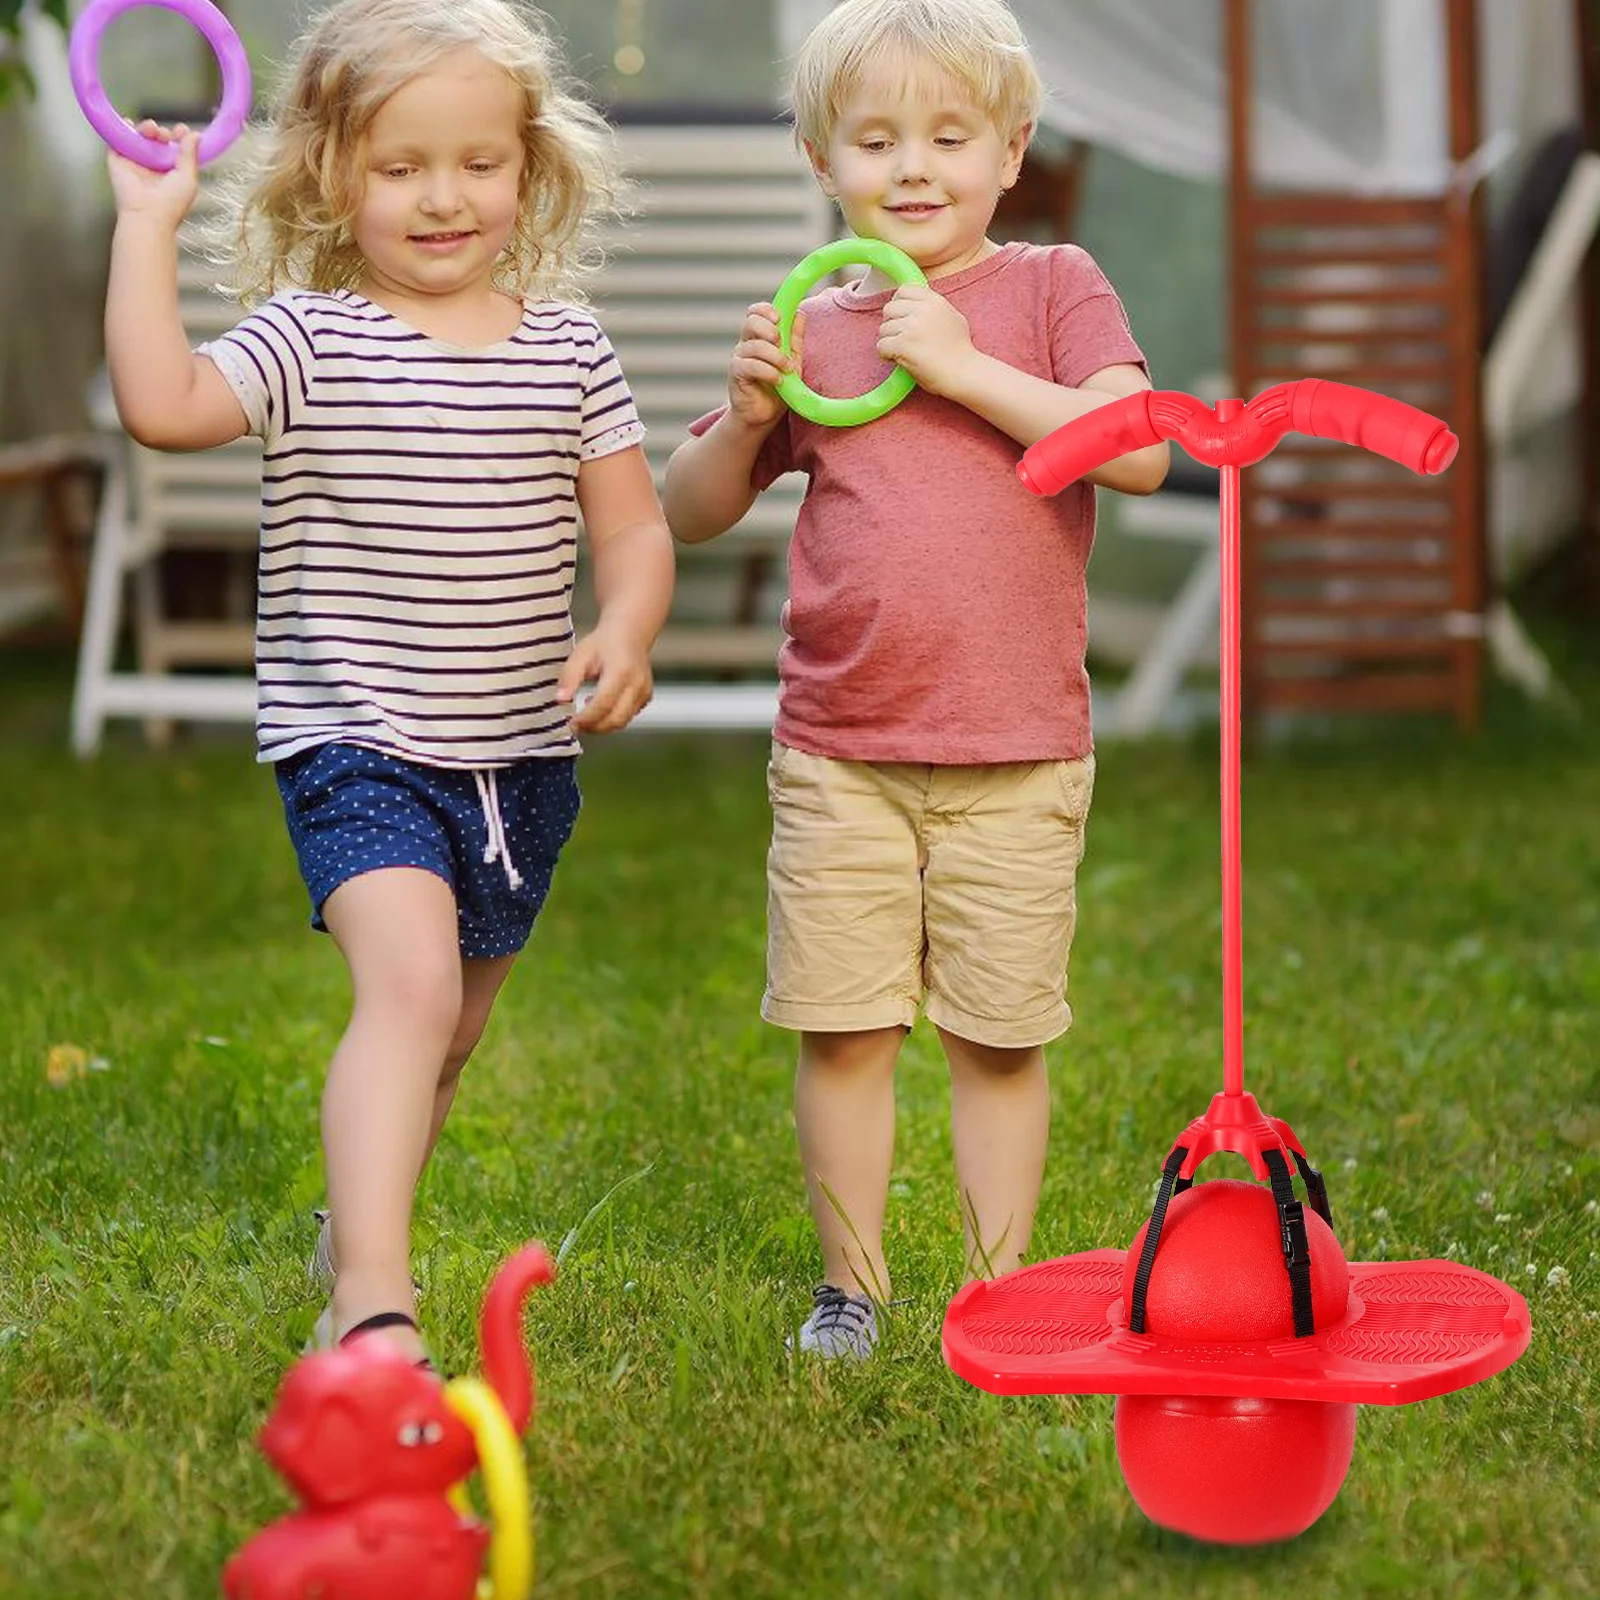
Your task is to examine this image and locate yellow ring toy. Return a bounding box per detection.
[444,1377,532,1600]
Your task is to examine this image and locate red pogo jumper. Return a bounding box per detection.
[942,381,1531,1544]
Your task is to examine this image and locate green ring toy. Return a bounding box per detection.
[773,237,928,427]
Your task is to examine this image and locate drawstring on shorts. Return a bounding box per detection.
[473,769,524,891]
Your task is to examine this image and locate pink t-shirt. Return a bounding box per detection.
[690,241,1146,764]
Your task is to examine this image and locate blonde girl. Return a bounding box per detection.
[104,0,674,1367]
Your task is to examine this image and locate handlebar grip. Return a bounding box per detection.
[1287,380,1458,475]
[1017,391,1162,497]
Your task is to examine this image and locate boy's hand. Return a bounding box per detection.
[108,123,201,228]
[556,619,654,733]
[876,285,978,398]
[727,302,805,429]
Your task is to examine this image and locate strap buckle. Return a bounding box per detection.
[1279,1198,1310,1269]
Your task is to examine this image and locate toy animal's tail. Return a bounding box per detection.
[480,1243,556,1435]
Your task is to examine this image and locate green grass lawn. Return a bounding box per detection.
[2,635,1598,1599]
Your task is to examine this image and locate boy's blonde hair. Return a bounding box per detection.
[788,0,1043,149]
[213,0,621,305]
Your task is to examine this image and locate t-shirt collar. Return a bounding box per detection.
[832,241,1025,312]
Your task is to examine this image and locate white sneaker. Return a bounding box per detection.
[304,1208,425,1353]
[308,1208,336,1295]
[309,1299,337,1353]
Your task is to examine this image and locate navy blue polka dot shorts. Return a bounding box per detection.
[274,743,581,958]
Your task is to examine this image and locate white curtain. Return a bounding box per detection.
[777,0,1579,194]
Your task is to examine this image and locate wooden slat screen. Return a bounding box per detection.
[1227,0,1485,731]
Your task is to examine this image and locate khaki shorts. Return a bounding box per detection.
[763,743,1095,1048]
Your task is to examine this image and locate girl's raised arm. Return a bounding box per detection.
[105,125,248,451]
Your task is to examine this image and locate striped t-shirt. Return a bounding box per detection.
[200,288,645,767]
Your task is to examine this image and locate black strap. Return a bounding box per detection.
[1128,1145,1189,1335]
[340,1311,418,1342]
[1263,1148,1316,1337]
[339,1311,435,1372]
[1291,1149,1333,1227]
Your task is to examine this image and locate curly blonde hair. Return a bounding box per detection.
[209,0,622,305]
[788,0,1042,150]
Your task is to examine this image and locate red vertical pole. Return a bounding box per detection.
[1217,405,1244,1100]
[1225,0,1259,732]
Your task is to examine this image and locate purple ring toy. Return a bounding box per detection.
[69,0,252,171]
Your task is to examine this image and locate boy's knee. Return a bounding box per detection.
[939,1030,1044,1075]
[800,1025,905,1072]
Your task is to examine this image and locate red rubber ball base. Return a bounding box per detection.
[1116,1392,1356,1544]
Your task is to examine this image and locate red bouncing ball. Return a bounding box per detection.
[1116,1391,1356,1545]
[1122,1179,1349,1343]
[1115,1179,1356,1543]
[945,385,1531,1551]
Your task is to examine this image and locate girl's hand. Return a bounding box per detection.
[556,620,654,733]
[727,302,805,430]
[876,285,977,398]
[108,123,200,227]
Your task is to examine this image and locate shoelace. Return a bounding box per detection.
[811,1286,874,1331]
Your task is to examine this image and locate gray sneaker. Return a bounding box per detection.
[794,1284,879,1361]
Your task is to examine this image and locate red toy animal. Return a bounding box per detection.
[224,1243,553,1600]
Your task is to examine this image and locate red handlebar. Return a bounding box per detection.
[1016,379,1459,496]
[1018,378,1459,1118]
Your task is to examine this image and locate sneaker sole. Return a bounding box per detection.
[307,1300,336,1355]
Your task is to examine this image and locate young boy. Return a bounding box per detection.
[662,0,1168,1359]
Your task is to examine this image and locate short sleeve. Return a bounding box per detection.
[687,405,796,491]
[197,294,315,446]
[579,325,647,460]
[1046,247,1149,391]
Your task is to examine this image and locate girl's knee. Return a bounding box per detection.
[356,952,463,1040]
[440,1019,486,1083]
[440,957,516,1085]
